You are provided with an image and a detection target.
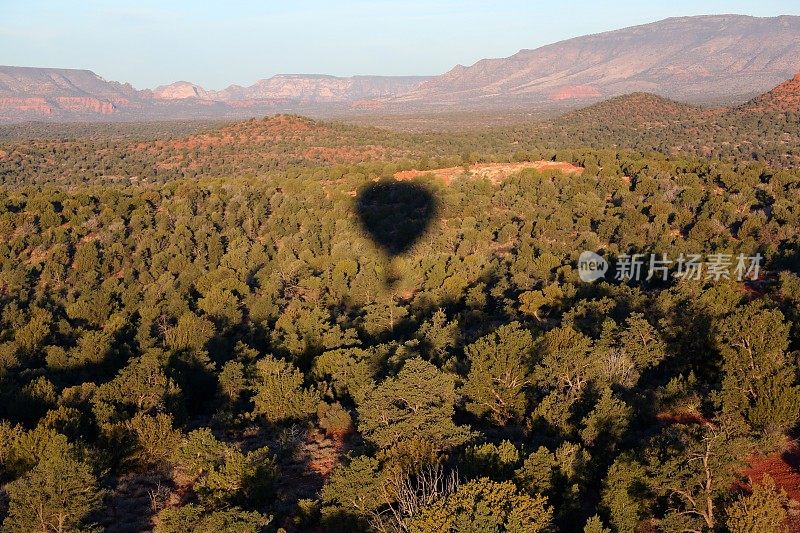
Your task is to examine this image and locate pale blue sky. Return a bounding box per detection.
[1,0,798,90]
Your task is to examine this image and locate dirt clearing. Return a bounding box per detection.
[394,160,583,185]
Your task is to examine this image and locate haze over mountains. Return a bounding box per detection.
[0,68,432,121]
[152,75,432,104]
[1,14,799,122]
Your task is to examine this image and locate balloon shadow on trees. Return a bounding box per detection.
[355,179,438,286]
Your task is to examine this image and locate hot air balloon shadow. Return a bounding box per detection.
[355,179,438,287]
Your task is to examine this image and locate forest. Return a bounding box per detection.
[0,104,800,533]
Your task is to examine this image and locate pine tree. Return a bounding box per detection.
[716,304,800,435]
[3,443,102,533]
[252,355,318,423]
[583,514,611,533]
[725,475,789,533]
[407,478,552,533]
[462,322,532,425]
[357,357,472,453]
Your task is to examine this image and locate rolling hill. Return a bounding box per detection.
[558,92,705,126]
[739,71,800,112]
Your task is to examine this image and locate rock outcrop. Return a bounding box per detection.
[0,97,53,115]
[56,96,116,114]
[152,81,212,100]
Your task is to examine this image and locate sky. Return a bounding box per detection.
[2,0,799,90]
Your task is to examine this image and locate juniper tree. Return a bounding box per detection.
[715,304,800,435]
[251,355,318,423]
[3,441,102,533]
[407,478,552,533]
[357,357,472,454]
[462,322,533,425]
[725,475,789,533]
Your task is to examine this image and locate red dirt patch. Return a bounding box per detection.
[740,441,800,529]
[549,85,602,101]
[656,408,712,427]
[27,247,49,265]
[394,160,583,185]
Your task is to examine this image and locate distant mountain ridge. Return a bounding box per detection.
[0,67,432,120]
[1,14,800,121]
[152,81,212,100]
[399,15,800,106]
[152,75,431,103]
[0,66,143,117]
[0,66,139,102]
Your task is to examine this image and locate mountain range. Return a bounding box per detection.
[151,75,432,104]
[398,15,800,106]
[1,14,799,122]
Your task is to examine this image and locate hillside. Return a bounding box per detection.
[0,65,143,118]
[0,115,426,186]
[740,72,800,112]
[559,92,704,126]
[140,114,418,170]
[398,15,800,106]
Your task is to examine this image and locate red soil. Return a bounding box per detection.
[740,441,800,529]
[657,411,800,527]
[549,85,602,101]
[655,408,712,426]
[154,115,320,152]
[742,72,800,112]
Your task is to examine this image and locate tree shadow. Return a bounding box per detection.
[96,472,176,533]
[355,179,438,286]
